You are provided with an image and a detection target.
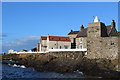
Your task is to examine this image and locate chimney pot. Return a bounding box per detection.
[80,25,84,30]
[111,20,115,27]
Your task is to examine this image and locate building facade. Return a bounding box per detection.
[37,36,71,52]
[37,16,119,59]
[67,16,119,59]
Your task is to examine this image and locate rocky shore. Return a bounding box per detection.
[2,52,120,78]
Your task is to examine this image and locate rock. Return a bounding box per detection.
[2,52,120,78]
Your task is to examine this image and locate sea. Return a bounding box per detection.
[0,60,85,80]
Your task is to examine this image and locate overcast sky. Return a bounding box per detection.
[2,2,118,52]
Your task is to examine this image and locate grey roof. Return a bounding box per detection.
[76,25,113,38]
[76,25,112,38]
[69,24,117,38]
[76,28,87,38]
[31,47,37,51]
[106,25,112,35]
[68,31,79,35]
[117,32,120,36]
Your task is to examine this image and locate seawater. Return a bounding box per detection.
[1,61,85,79]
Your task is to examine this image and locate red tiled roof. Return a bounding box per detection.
[41,36,47,40]
[41,36,71,41]
[49,36,71,41]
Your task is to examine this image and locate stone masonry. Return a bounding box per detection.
[87,22,119,60]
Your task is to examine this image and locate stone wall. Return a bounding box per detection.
[87,22,101,38]
[87,37,118,60]
[118,37,120,71]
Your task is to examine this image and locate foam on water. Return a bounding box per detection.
[20,65,26,68]
[12,64,19,67]
[2,64,85,78]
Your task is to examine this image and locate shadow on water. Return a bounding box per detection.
[1,60,120,80]
[1,62,85,79]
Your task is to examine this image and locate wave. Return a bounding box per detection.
[12,64,26,68]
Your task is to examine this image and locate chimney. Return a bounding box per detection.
[111,20,116,27]
[47,34,50,51]
[47,34,50,41]
[71,29,73,32]
[80,25,84,30]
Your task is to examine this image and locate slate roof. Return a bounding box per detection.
[106,25,112,35]
[117,32,120,36]
[31,48,37,51]
[68,31,79,35]
[76,25,114,38]
[41,36,71,41]
[76,28,87,38]
[118,32,120,34]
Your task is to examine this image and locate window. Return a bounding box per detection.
[80,45,83,49]
[80,38,82,42]
[60,46,62,49]
[64,45,68,49]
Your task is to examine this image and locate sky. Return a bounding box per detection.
[2,2,119,53]
[2,0,120,2]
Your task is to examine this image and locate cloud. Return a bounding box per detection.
[0,33,7,37]
[2,36,40,52]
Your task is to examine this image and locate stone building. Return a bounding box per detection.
[68,25,87,49]
[68,30,79,49]
[87,20,119,59]
[37,16,119,60]
[37,36,71,52]
[68,16,119,60]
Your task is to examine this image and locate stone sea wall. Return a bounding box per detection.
[2,51,120,78]
[87,37,119,59]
